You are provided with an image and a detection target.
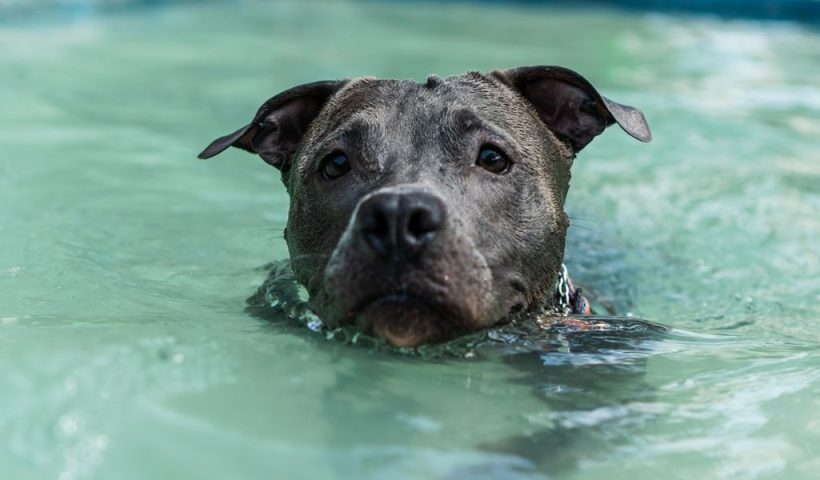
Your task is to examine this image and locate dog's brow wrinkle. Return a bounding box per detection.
[343,116,377,134]
[319,111,381,144]
[451,108,483,132]
[329,112,385,172]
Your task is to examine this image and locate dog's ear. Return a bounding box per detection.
[493,66,651,152]
[198,80,348,168]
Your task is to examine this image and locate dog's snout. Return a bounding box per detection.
[357,191,445,258]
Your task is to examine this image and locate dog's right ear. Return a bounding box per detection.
[198,80,348,168]
[492,66,651,153]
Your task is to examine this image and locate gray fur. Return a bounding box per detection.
[199,66,650,347]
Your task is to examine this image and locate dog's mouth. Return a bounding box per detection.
[349,293,468,347]
[319,203,499,347]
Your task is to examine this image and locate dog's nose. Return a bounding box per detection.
[357,191,446,258]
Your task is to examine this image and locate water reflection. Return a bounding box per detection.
[247,259,675,477]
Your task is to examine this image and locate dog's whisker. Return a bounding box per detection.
[568,223,595,232]
[567,215,600,224]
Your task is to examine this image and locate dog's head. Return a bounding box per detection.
[200,66,650,347]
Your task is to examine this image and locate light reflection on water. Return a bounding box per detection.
[1,1,819,479]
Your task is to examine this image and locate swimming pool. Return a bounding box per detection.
[1,1,819,478]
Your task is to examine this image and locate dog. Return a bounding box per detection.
[199,66,650,347]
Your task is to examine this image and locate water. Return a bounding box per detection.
[1,1,819,478]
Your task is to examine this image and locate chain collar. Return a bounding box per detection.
[553,263,591,315]
[555,264,572,314]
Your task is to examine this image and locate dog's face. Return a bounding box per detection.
[200,66,650,347]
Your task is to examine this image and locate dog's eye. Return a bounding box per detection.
[320,152,351,179]
[476,146,511,174]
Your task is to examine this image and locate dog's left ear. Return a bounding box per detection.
[198,80,348,168]
[493,66,651,152]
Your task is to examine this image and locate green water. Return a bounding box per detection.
[2,1,819,479]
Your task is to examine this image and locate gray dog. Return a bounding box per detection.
[199,66,650,347]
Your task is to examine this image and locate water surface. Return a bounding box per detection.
[1,1,819,479]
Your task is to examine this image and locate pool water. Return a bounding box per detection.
[1,1,819,479]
